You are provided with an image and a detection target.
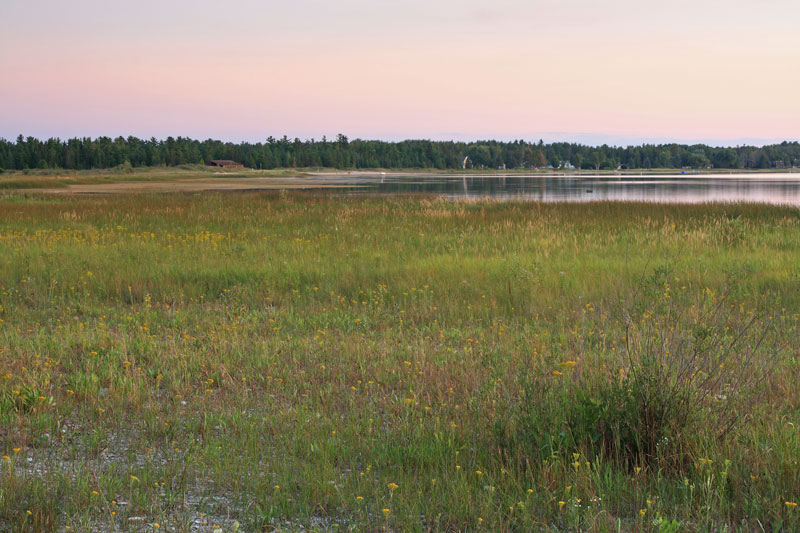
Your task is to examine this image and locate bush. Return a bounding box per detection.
[497,271,778,474]
[114,160,134,173]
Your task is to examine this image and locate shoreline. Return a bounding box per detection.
[2,168,800,195]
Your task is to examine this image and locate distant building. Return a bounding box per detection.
[207,160,244,168]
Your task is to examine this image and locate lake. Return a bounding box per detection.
[317,172,800,205]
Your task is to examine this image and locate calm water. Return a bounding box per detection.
[318,172,800,205]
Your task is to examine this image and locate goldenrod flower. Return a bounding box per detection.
[382,508,391,516]
[559,361,577,368]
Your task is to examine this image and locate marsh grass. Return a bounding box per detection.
[0,179,71,190]
[499,276,783,475]
[0,193,799,531]
[0,166,313,191]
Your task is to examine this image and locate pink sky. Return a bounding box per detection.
[1,0,799,145]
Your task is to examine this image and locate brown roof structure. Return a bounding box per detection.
[207,159,244,168]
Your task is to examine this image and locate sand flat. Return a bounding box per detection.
[22,177,357,194]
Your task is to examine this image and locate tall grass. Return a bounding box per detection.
[1,192,799,531]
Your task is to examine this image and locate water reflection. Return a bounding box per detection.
[335,173,800,205]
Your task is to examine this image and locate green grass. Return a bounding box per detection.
[0,166,312,190]
[1,192,799,531]
[0,179,71,190]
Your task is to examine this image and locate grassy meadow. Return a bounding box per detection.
[0,167,316,193]
[1,191,799,531]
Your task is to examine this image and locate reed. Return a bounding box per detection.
[1,192,798,531]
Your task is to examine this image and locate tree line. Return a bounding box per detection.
[1,134,798,171]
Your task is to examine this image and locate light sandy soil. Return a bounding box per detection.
[21,177,359,194]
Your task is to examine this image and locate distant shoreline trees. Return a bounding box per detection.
[0,135,798,171]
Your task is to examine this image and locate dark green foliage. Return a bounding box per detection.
[498,365,700,474]
[1,135,799,170]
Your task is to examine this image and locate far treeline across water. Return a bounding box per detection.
[1,135,800,171]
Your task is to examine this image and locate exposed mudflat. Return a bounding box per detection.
[23,177,359,194]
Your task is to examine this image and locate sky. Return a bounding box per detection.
[1,0,799,146]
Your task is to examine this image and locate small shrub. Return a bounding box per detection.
[498,271,779,473]
[114,160,134,173]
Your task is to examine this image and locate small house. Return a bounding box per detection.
[207,159,244,168]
